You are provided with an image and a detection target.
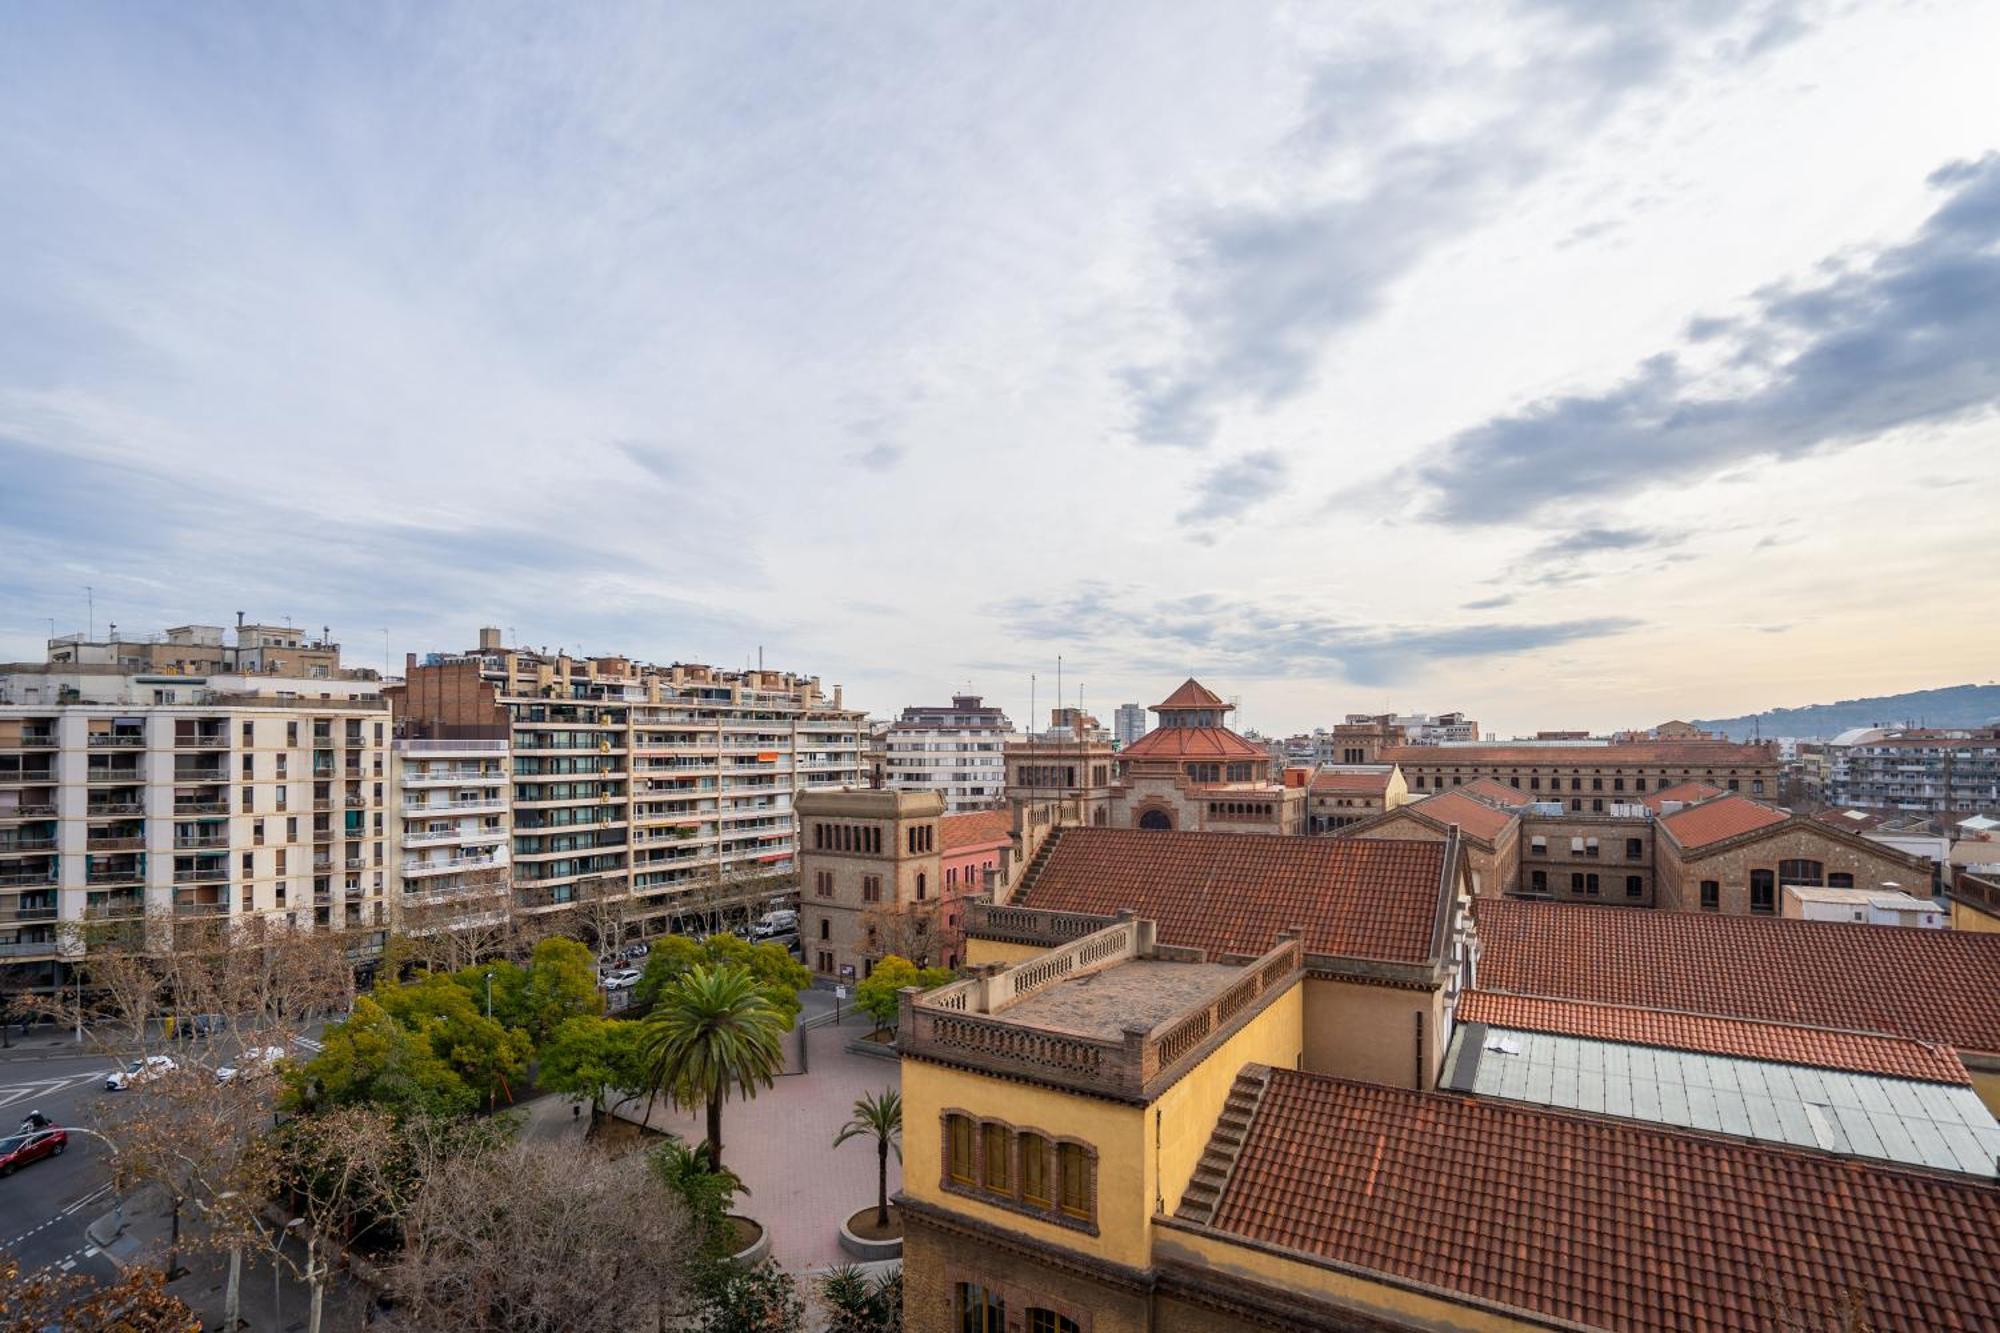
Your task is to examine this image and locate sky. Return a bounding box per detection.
[2,1,1997,737]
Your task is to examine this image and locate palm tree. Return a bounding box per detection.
[832,1088,902,1229]
[637,963,787,1173]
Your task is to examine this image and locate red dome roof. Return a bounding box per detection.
[1153,678,1230,712]
[1121,725,1267,762]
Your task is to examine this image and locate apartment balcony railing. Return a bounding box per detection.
[0,903,59,923]
[345,793,369,808]
[87,734,144,748]
[0,870,58,888]
[403,854,501,877]
[86,867,145,885]
[396,739,509,755]
[172,768,228,785]
[84,897,145,920]
[174,866,228,884]
[3,835,60,852]
[172,833,228,849]
[173,734,229,750]
[0,940,59,957]
[402,797,507,816]
[87,769,143,785]
[312,825,335,842]
[173,799,228,816]
[401,769,508,787]
[173,898,231,917]
[88,800,144,816]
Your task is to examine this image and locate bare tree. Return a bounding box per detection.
[397,866,558,972]
[249,1104,406,1333]
[858,902,941,969]
[388,1138,692,1333]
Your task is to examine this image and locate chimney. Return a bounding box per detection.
[479,626,503,651]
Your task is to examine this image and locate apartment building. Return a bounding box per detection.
[392,630,867,939]
[0,622,390,991]
[392,736,511,930]
[1829,726,2000,818]
[1111,703,1146,748]
[880,695,1015,813]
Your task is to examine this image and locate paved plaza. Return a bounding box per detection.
[612,1007,903,1271]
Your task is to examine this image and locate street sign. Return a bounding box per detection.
[834,986,847,999]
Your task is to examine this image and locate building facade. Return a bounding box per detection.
[1112,704,1146,749]
[1304,764,1406,833]
[1828,726,2000,818]
[881,696,1016,813]
[1387,740,1779,808]
[1100,681,1305,836]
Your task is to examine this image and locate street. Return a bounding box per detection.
[0,1046,127,1286]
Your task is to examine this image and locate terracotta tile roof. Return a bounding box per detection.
[1657,793,1789,848]
[1119,725,1267,762]
[1457,991,1970,1085]
[1642,780,1726,811]
[939,809,1011,852]
[1308,767,1391,795]
[1204,1069,2000,1333]
[1408,790,1518,844]
[1474,899,2000,1054]
[1152,677,1229,711]
[1384,741,1774,768]
[1014,828,1447,964]
[1456,776,1534,809]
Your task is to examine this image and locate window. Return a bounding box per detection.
[956,1284,1004,1333]
[1058,1143,1092,1220]
[1591,778,1603,791]
[1530,869,1547,893]
[1635,777,1647,791]
[983,1124,1010,1191]
[1020,1133,1050,1206]
[1570,800,1582,812]
[1530,836,1547,853]
[1750,869,1776,913]
[1028,1312,1080,1333]
[1626,875,1643,898]
[817,950,833,973]
[1584,873,1600,896]
[1700,879,1720,910]
[1828,872,1854,888]
[1591,798,1604,813]
[1530,777,1541,791]
[1626,838,1644,860]
[253,818,265,846]
[242,753,255,777]
[1778,859,1824,886]
[1571,872,1584,893]
[916,872,927,901]
[862,875,882,903]
[818,918,830,941]
[1752,780,1765,795]
[240,785,253,812]
[286,721,299,746]
[1613,778,1625,792]
[1570,777,1582,791]
[241,720,254,745]
[814,870,833,897]
[947,1117,976,1185]
[1727,779,1740,792]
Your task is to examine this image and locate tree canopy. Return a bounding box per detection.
[638,963,789,1172]
[634,932,811,1026]
[375,972,534,1106]
[854,955,957,1032]
[537,1014,648,1122]
[283,995,476,1118]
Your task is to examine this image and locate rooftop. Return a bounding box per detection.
[1307,765,1393,795]
[1118,725,1266,763]
[1474,898,2000,1054]
[1656,792,1789,848]
[1455,776,1535,809]
[1403,789,1518,843]
[1152,678,1228,711]
[939,809,1011,851]
[1457,991,1970,1084]
[1184,1067,2000,1333]
[997,827,1454,966]
[1642,779,1727,811]
[997,959,1244,1040]
[1445,1023,2000,1176]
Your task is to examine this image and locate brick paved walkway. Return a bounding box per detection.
[612,1009,903,1270]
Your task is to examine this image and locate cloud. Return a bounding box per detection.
[850,443,906,473]
[1530,526,1682,560]
[1461,594,1516,611]
[1177,449,1287,529]
[1408,154,2000,522]
[1125,2,1811,449]
[989,583,1639,687]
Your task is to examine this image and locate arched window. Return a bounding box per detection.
[916,872,927,901]
[1138,809,1173,831]
[1779,859,1824,886]
[1028,1312,1081,1333]
[1750,869,1776,913]
[946,1115,976,1185]
[1019,1133,1051,1206]
[956,1283,1004,1333]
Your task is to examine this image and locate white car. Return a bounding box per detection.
[105,1055,177,1091]
[601,969,643,991]
[216,1046,286,1084]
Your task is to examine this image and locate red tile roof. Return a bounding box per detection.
[939,809,1011,852]
[1202,1069,2000,1333]
[1455,776,1534,809]
[1308,767,1391,795]
[1474,899,2000,1054]
[1457,991,1970,1085]
[1657,792,1789,848]
[1384,741,1774,768]
[1407,790,1518,844]
[1642,779,1726,811]
[1014,828,1448,964]
[1153,678,1228,711]
[1119,725,1266,762]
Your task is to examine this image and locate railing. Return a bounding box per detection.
[86,869,144,885]
[172,768,228,783]
[402,797,508,815]
[174,866,228,883]
[4,836,60,851]
[173,734,228,749]
[173,800,228,816]
[0,906,58,923]
[173,900,231,917]
[84,899,145,920]
[396,739,508,754]
[403,854,501,876]
[87,734,143,748]
[87,801,143,816]
[401,769,508,786]
[1950,871,2000,916]
[87,769,142,784]
[0,871,58,887]
[967,901,1116,947]
[0,940,59,957]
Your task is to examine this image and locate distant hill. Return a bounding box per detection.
[1691,683,2000,741]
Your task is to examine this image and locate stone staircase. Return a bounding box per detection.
[1013,825,1067,901]
[1172,1063,1273,1226]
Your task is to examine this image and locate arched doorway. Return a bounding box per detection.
[1138,809,1173,831]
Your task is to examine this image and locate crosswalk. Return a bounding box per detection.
[0,1070,107,1110]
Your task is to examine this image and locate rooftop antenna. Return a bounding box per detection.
[1056,655,1063,728]
[84,585,93,641]
[381,627,391,675]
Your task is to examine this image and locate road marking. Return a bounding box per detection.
[0,1070,110,1109]
[58,1258,75,1271]
[60,1183,115,1217]
[83,1245,99,1258]
[294,1036,324,1052]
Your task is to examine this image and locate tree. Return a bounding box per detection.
[283,995,475,1118]
[637,964,788,1172]
[388,1137,693,1333]
[0,1253,199,1331]
[694,1260,805,1333]
[515,936,603,1042]
[648,1136,745,1259]
[634,932,812,1027]
[832,1089,902,1229]
[373,972,533,1108]
[858,902,942,968]
[853,956,957,1034]
[537,1014,648,1128]
[817,1265,902,1333]
[257,1105,406,1333]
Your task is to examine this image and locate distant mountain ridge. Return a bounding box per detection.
[1690,683,2000,741]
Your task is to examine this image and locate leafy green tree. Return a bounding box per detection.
[537,1014,647,1125]
[638,964,788,1172]
[375,972,533,1107]
[648,1135,745,1258]
[833,1089,902,1229]
[635,933,811,1026]
[448,959,527,1030]
[282,995,475,1117]
[517,937,603,1043]
[853,956,956,1034]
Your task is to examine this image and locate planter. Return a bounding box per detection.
[844,1029,899,1061]
[838,1204,903,1261]
[726,1215,770,1267]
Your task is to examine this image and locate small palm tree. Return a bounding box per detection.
[649,1135,746,1256]
[638,963,788,1174]
[832,1088,902,1229]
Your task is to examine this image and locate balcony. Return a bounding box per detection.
[173,799,229,816]
[172,767,229,785]
[173,732,228,750]
[312,825,335,843]
[402,796,507,816]
[86,866,145,886]
[87,800,144,817]
[174,865,228,885]
[0,869,58,889]
[86,832,144,851]
[173,896,231,917]
[0,902,57,923]
[172,833,227,850]
[87,734,144,748]
[345,793,369,808]
[400,769,508,787]
[403,853,502,878]
[86,769,142,785]
[3,835,59,852]
[0,939,59,958]
[84,896,145,920]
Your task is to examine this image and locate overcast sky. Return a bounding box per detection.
[3,2,1997,736]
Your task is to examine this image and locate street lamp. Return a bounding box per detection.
[483,970,494,1020]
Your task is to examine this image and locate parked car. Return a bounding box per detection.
[601,969,643,991]
[0,1125,67,1176]
[216,1046,287,1084]
[622,943,650,960]
[750,910,797,940]
[106,1055,177,1091]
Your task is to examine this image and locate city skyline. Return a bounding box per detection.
[4,3,1998,737]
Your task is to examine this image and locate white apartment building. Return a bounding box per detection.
[1828,726,2000,817]
[1,624,390,992]
[396,631,868,937]
[880,694,1014,813]
[393,737,510,928]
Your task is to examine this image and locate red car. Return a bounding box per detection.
[0,1124,67,1176]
